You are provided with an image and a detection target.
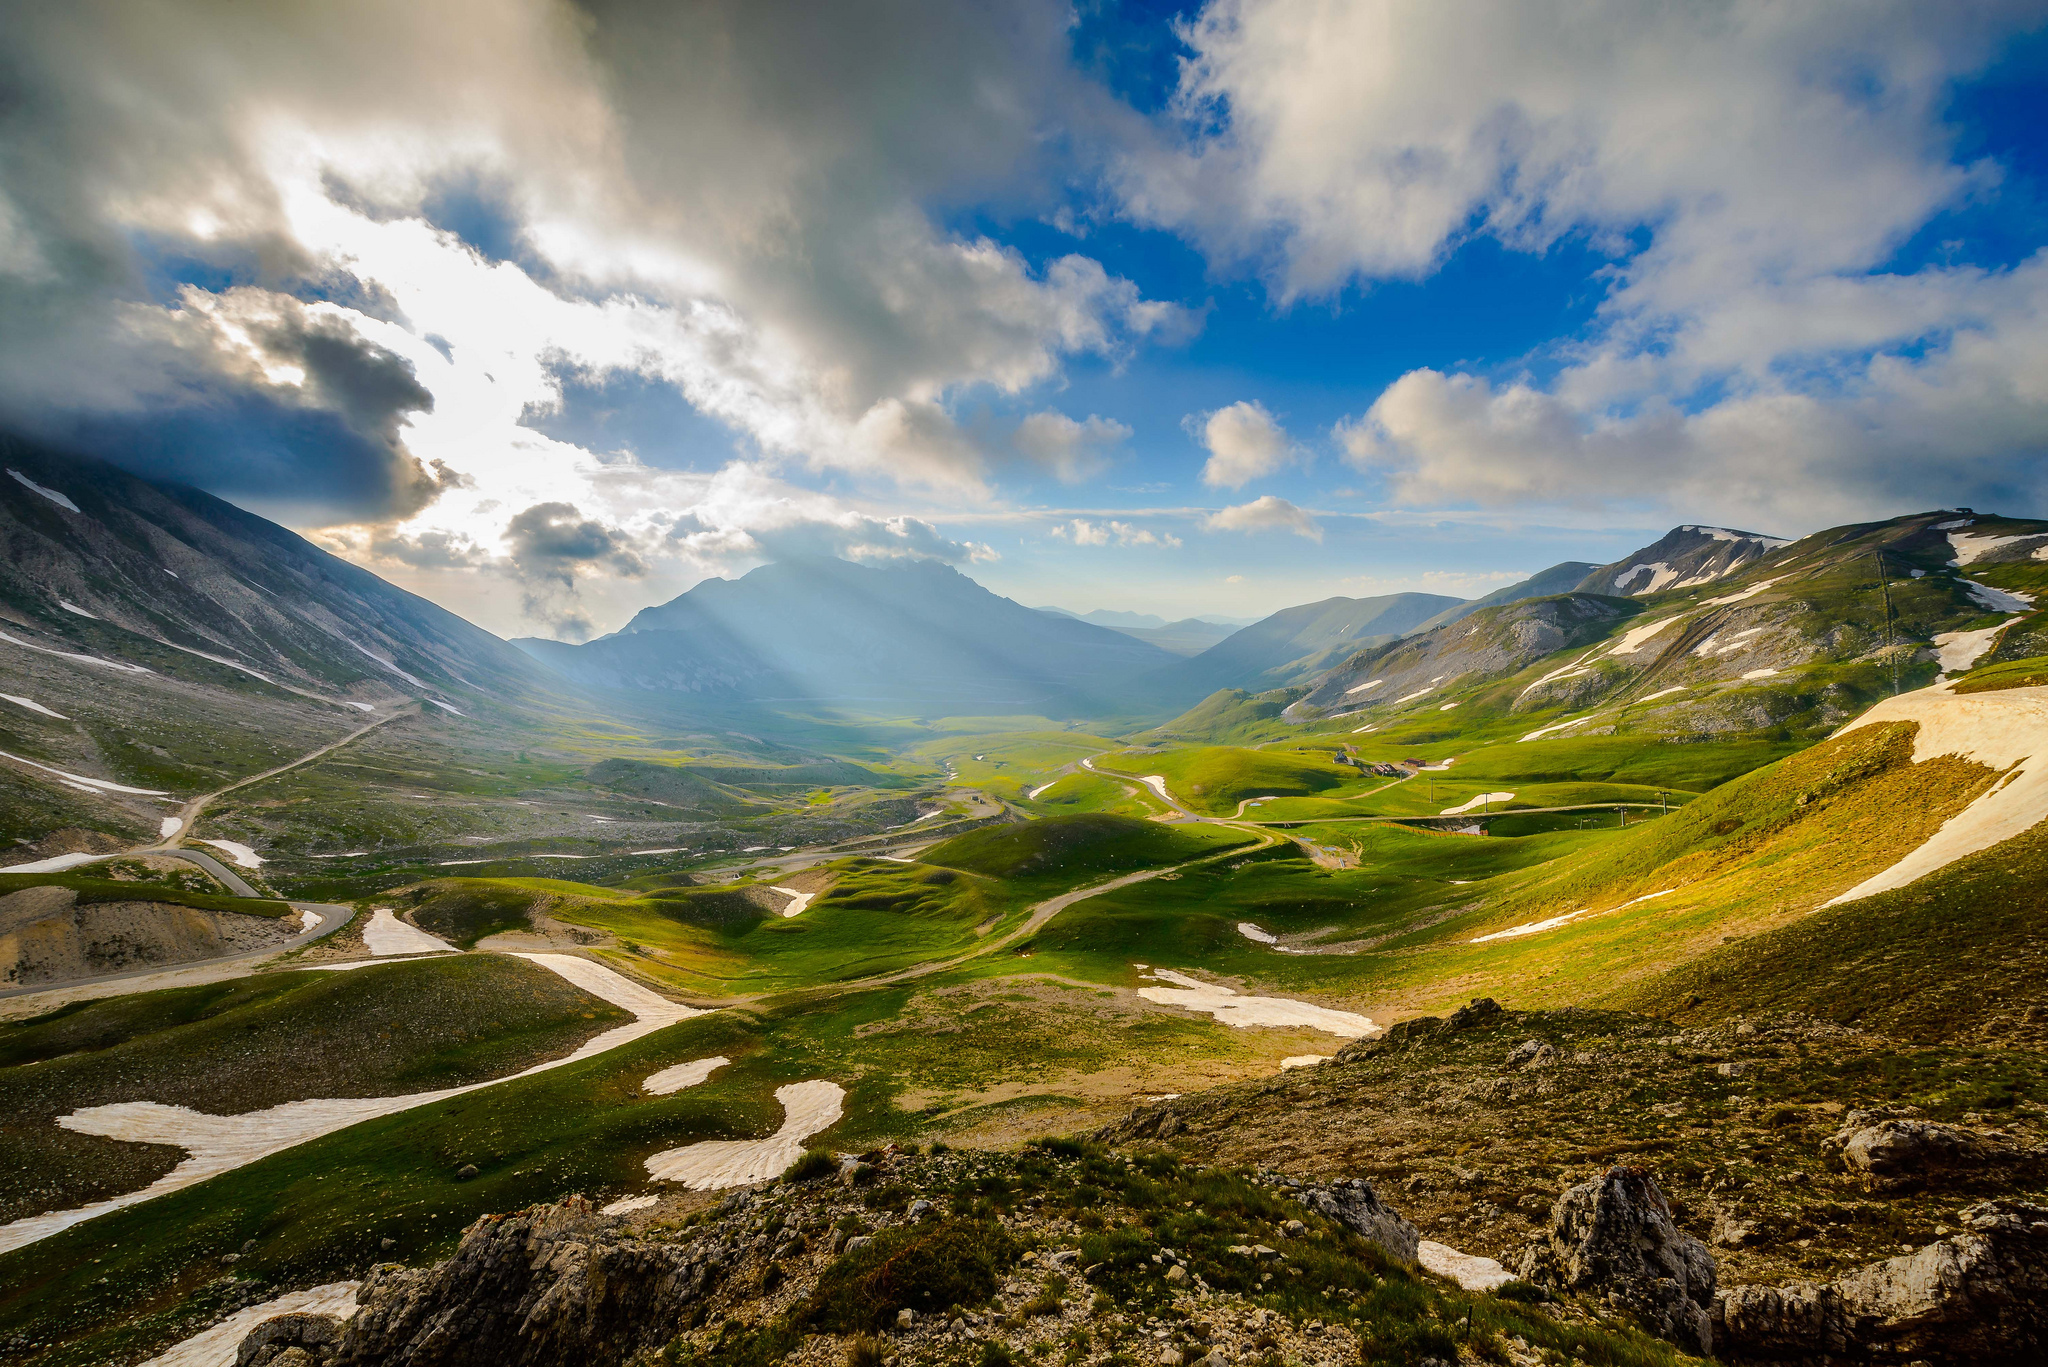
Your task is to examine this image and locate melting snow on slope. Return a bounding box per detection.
[199,839,264,869]
[0,628,151,673]
[1639,686,1690,702]
[1823,684,2048,906]
[644,1080,845,1189]
[1237,922,1277,944]
[1470,889,1674,944]
[8,468,80,512]
[1520,717,1588,742]
[1344,678,1384,695]
[1,851,105,873]
[1280,1055,1330,1069]
[1948,531,2048,565]
[1934,625,2012,675]
[643,1056,730,1096]
[58,600,97,619]
[0,954,705,1253]
[0,749,169,794]
[1440,792,1512,816]
[1612,562,1677,593]
[1138,775,1174,803]
[138,1281,360,1367]
[1702,577,1785,607]
[0,693,66,718]
[1027,780,1059,799]
[1741,668,1779,680]
[159,816,183,837]
[427,699,465,715]
[1136,967,1377,1038]
[1965,580,2035,614]
[1392,688,1432,704]
[1418,1241,1515,1291]
[603,1195,659,1216]
[362,907,456,956]
[771,886,813,918]
[158,641,273,683]
[1608,618,1681,656]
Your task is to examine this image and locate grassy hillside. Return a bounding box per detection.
[922,813,1257,881]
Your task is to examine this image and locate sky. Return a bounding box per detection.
[3,0,2046,640]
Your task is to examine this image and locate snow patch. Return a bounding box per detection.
[8,468,80,513]
[295,907,322,932]
[1933,518,1974,530]
[1027,780,1059,799]
[1965,580,2034,614]
[0,693,66,719]
[1639,686,1690,702]
[1236,922,1277,944]
[157,640,275,684]
[644,1080,845,1189]
[1280,1055,1330,1070]
[1824,684,2048,906]
[770,886,813,918]
[643,1056,730,1096]
[427,698,465,716]
[58,600,97,619]
[1418,1241,1515,1291]
[0,629,151,673]
[1138,774,1174,803]
[159,816,183,837]
[0,748,169,795]
[1935,624,2012,675]
[1344,678,1385,695]
[344,639,426,687]
[1136,967,1377,1038]
[1701,576,1785,607]
[1,851,105,874]
[363,907,456,955]
[1439,702,1460,711]
[1608,618,1682,656]
[1949,530,2048,565]
[1612,562,1676,593]
[1440,792,1513,816]
[199,839,264,869]
[138,1281,359,1367]
[0,954,705,1253]
[1740,668,1779,680]
[1518,717,1587,742]
[602,1195,659,1216]
[1392,687,1433,704]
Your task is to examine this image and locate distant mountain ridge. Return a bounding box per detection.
[1148,591,1466,703]
[516,557,1179,717]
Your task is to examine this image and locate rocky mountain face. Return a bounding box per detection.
[1406,561,1601,636]
[1151,592,1465,703]
[515,557,1179,717]
[1574,525,1790,598]
[1297,593,1639,718]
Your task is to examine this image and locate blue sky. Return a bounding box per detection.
[5,1,2046,637]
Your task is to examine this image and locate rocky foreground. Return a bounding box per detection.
[206,1001,2048,1366]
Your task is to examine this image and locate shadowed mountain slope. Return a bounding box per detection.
[1150,591,1464,702]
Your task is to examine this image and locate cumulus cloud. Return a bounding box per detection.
[502,501,649,639]
[1013,410,1132,483]
[1204,495,1321,540]
[1049,518,1182,549]
[660,463,996,571]
[0,0,1179,532]
[1134,1,2048,520]
[1192,400,1293,488]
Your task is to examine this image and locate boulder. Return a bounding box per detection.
[1712,1199,2048,1364]
[333,1198,731,1366]
[1822,1111,2025,1181]
[238,1313,346,1367]
[1298,1178,1420,1264]
[1517,1165,1716,1354]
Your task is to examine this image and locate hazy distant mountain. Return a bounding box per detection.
[1574,526,1789,597]
[1150,592,1465,702]
[517,557,1179,716]
[1406,561,1601,635]
[1037,606,1258,629]
[1107,618,1242,656]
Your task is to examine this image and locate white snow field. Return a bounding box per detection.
[770,886,814,918]
[0,953,705,1254]
[139,1281,359,1367]
[1236,922,1278,945]
[643,1080,846,1189]
[1519,717,1588,742]
[1965,580,2034,614]
[1138,775,1174,802]
[1934,624,2012,675]
[362,908,457,956]
[1740,668,1779,680]
[602,1194,660,1216]
[1439,792,1513,816]
[160,816,183,837]
[0,748,169,794]
[8,467,81,512]
[1417,1241,1515,1291]
[1344,678,1384,695]
[0,851,105,873]
[1136,968,1377,1038]
[643,1056,730,1095]
[1608,618,1681,655]
[1470,888,1674,945]
[198,840,264,869]
[1948,529,2048,565]
[0,628,152,673]
[1279,1055,1330,1069]
[1701,576,1785,607]
[1823,684,2048,907]
[0,692,66,718]
[1640,685,1690,702]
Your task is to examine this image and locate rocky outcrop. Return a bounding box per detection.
[0,885,293,986]
[1713,1199,2048,1364]
[333,1198,731,1366]
[238,1312,346,1366]
[1298,1179,1419,1264]
[1517,1165,1717,1354]
[1821,1110,2028,1182]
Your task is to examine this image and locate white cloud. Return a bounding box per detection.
[1204,495,1321,541]
[1193,399,1293,488]
[1049,518,1182,549]
[1014,410,1133,483]
[1138,1,2048,521]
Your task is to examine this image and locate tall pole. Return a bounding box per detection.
[1872,551,1899,696]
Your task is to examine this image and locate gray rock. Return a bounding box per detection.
[1299,1177,1420,1263]
[1712,1199,2048,1364]
[907,1198,932,1218]
[238,1313,346,1367]
[1822,1113,2024,1180]
[332,1198,730,1366]
[1504,1038,1545,1068]
[1517,1165,1717,1354]
[844,1235,873,1253]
